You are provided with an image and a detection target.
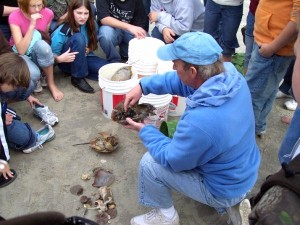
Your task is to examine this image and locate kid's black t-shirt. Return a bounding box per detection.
[96,0,148,31]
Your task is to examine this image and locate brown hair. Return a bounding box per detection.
[59,0,97,50]
[0,31,12,55]
[0,53,30,89]
[18,0,46,15]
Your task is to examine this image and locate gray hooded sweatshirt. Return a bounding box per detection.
[150,0,205,35]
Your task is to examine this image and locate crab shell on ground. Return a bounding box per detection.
[89,132,119,153]
[111,100,156,125]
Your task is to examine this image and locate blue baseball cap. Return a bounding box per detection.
[157,32,223,65]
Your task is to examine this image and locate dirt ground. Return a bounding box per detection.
[0,1,296,223]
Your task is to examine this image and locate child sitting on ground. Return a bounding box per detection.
[0,52,55,153]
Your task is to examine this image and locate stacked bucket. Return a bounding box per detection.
[128,37,172,128]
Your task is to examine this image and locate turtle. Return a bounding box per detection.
[111,100,156,125]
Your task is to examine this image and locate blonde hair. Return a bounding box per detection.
[18,0,46,14]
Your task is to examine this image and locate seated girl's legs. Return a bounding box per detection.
[219,4,243,62]
[31,40,63,101]
[21,55,41,83]
[97,26,123,62]
[58,33,88,78]
[6,120,36,151]
[86,54,109,80]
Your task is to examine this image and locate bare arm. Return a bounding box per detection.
[259,21,298,57]
[10,13,42,55]
[292,34,300,103]
[101,17,147,39]
[2,6,18,16]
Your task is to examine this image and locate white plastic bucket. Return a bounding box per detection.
[98,63,138,119]
[168,95,186,117]
[139,93,172,128]
[128,37,165,79]
[157,60,174,74]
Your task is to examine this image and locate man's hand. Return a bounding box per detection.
[124,84,143,111]
[162,27,176,43]
[124,117,145,131]
[27,95,42,108]
[127,25,147,39]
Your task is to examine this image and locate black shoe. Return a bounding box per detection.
[0,169,17,188]
[71,77,94,93]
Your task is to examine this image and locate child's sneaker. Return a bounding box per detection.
[23,125,55,154]
[34,80,43,93]
[41,74,48,87]
[284,99,298,111]
[33,104,59,126]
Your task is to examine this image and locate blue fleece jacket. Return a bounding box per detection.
[139,62,261,198]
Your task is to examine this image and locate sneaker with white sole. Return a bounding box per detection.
[33,104,59,126]
[284,99,298,111]
[34,80,43,93]
[226,199,251,225]
[130,209,180,225]
[41,74,48,87]
[276,90,291,99]
[23,124,55,154]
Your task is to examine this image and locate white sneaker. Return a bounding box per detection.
[34,80,43,93]
[33,104,59,126]
[130,209,180,225]
[41,74,48,87]
[23,124,55,153]
[284,99,298,111]
[239,199,251,225]
[276,90,291,99]
[226,199,251,225]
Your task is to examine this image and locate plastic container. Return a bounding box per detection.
[128,37,165,78]
[168,95,186,117]
[98,63,138,119]
[139,93,172,128]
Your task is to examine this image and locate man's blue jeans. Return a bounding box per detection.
[58,33,108,80]
[246,43,294,133]
[278,107,300,164]
[138,152,247,214]
[204,0,243,57]
[97,25,135,62]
